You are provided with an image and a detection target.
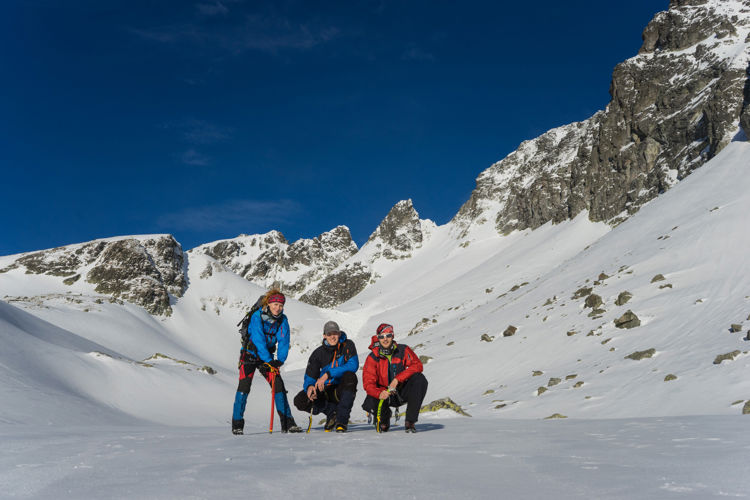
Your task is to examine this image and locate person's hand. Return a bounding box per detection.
[388,379,399,391]
[379,390,390,400]
[307,385,317,401]
[315,373,329,392]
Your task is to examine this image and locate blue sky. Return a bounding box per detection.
[1,1,664,255]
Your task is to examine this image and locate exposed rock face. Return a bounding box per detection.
[298,199,432,307]
[190,226,358,297]
[453,0,750,236]
[6,236,187,316]
[87,237,186,316]
[365,199,424,260]
[298,262,372,308]
[6,241,107,276]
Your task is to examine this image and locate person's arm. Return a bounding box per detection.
[326,340,359,380]
[363,356,386,398]
[303,349,322,392]
[275,316,291,363]
[395,345,423,383]
[249,311,272,363]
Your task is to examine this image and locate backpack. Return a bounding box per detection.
[237,295,265,351]
[236,295,281,358]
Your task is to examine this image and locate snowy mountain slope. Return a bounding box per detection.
[0,246,364,427]
[1,143,748,429]
[357,141,750,419]
[0,299,230,427]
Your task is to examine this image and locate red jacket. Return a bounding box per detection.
[363,335,423,399]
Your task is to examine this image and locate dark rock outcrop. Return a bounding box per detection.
[453,0,750,236]
[365,199,425,260]
[87,237,186,316]
[6,235,187,316]
[298,262,372,308]
[615,310,642,329]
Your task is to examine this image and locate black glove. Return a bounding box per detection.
[269,359,283,369]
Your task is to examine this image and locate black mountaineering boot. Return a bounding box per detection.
[404,420,417,433]
[232,419,244,435]
[324,413,337,432]
[335,421,348,433]
[281,416,303,433]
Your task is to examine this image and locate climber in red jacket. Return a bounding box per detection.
[361,323,428,433]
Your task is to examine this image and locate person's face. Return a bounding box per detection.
[324,331,340,345]
[378,331,394,348]
[268,302,283,316]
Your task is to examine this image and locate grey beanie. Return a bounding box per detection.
[323,321,341,335]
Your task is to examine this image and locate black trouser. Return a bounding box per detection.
[232,355,292,423]
[362,372,428,423]
[293,371,358,424]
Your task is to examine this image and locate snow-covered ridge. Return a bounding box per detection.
[297,199,436,308]
[189,225,357,301]
[0,234,186,315]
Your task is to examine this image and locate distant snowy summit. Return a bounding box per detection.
[190,225,358,299]
[191,198,433,309]
[299,199,434,308]
[453,0,750,236]
[0,235,186,316]
[0,199,433,314]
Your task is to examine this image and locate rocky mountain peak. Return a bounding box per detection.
[366,199,425,258]
[191,226,358,298]
[0,235,187,316]
[297,200,431,308]
[642,0,741,54]
[452,0,750,237]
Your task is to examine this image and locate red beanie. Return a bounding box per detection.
[268,293,285,305]
[376,323,394,335]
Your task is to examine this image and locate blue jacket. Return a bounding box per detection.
[245,308,290,364]
[303,332,359,391]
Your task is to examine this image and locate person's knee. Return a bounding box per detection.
[273,376,287,394]
[412,372,428,388]
[340,371,358,390]
[293,391,310,411]
[361,395,377,413]
[236,378,252,394]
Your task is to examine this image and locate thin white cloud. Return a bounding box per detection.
[130,13,339,55]
[161,118,232,145]
[401,45,436,62]
[182,119,232,145]
[156,199,301,231]
[181,149,211,166]
[196,1,229,17]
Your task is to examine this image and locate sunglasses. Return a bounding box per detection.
[377,333,394,340]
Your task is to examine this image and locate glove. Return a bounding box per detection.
[269,360,283,369]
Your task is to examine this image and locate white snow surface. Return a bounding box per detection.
[2,142,750,498]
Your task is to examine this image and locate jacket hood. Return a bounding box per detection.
[322,331,348,348]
